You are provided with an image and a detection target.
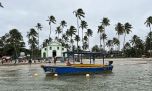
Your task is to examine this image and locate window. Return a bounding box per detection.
[45,48,47,51]
[62,48,64,51]
[50,47,52,50]
[57,47,59,50]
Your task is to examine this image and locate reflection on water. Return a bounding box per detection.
[0,61,152,91]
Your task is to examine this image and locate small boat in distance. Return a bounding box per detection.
[41,52,113,75]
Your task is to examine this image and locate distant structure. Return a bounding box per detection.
[41,41,67,58]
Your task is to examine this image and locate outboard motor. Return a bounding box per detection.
[109,61,113,65]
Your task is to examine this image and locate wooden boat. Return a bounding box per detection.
[41,52,113,75]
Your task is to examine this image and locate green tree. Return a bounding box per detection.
[46,15,56,41]
[115,22,125,51]
[67,26,76,50]
[98,25,104,50]
[145,16,152,56]
[123,22,132,50]
[35,23,42,50]
[60,20,67,38]
[92,45,100,52]
[73,8,85,51]
[0,2,4,8]
[27,28,38,60]
[80,20,88,50]
[113,37,120,50]
[106,40,113,51]
[8,29,24,63]
[101,33,107,50]
[55,26,62,40]
[86,29,93,51]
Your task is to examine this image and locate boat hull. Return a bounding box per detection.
[41,65,113,75]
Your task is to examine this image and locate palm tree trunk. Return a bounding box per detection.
[150,26,152,57]
[100,33,101,51]
[123,33,126,50]
[49,23,52,39]
[118,35,120,51]
[82,29,84,51]
[103,39,105,50]
[88,37,90,51]
[38,30,40,50]
[76,17,80,62]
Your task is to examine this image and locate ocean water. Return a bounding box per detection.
[0,60,152,91]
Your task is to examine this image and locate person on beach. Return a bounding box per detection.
[54,56,57,65]
[93,55,95,64]
[28,59,32,65]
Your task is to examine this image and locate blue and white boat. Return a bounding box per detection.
[41,52,113,75]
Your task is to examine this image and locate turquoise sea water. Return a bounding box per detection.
[0,60,152,91]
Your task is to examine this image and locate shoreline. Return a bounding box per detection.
[0,57,151,66]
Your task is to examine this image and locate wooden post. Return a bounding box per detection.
[103,54,104,65]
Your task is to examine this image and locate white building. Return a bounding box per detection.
[41,41,67,58]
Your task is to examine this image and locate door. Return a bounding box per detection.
[52,50,56,57]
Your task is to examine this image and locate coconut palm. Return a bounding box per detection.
[124,42,131,50]
[55,26,62,39]
[74,35,80,47]
[106,40,113,51]
[101,33,107,50]
[0,2,4,8]
[83,41,89,50]
[62,34,69,43]
[98,25,104,50]
[67,26,76,50]
[101,17,110,33]
[35,23,42,50]
[123,22,132,50]
[80,20,88,50]
[46,15,56,41]
[73,8,85,50]
[60,20,67,38]
[27,28,38,60]
[145,16,152,56]
[115,22,125,51]
[130,35,139,47]
[113,37,120,50]
[86,29,93,50]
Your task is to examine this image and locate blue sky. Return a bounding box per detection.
[0,0,152,49]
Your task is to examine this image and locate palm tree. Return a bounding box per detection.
[98,25,104,50]
[124,42,131,50]
[73,8,85,51]
[115,22,125,51]
[46,15,56,41]
[60,20,67,38]
[101,33,107,50]
[35,23,42,50]
[74,35,80,48]
[27,28,38,60]
[86,29,93,50]
[0,2,4,8]
[145,16,152,57]
[130,35,139,47]
[123,22,132,50]
[113,37,120,50]
[8,29,23,63]
[67,26,76,50]
[101,17,110,33]
[106,40,113,51]
[80,20,88,50]
[55,26,62,39]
